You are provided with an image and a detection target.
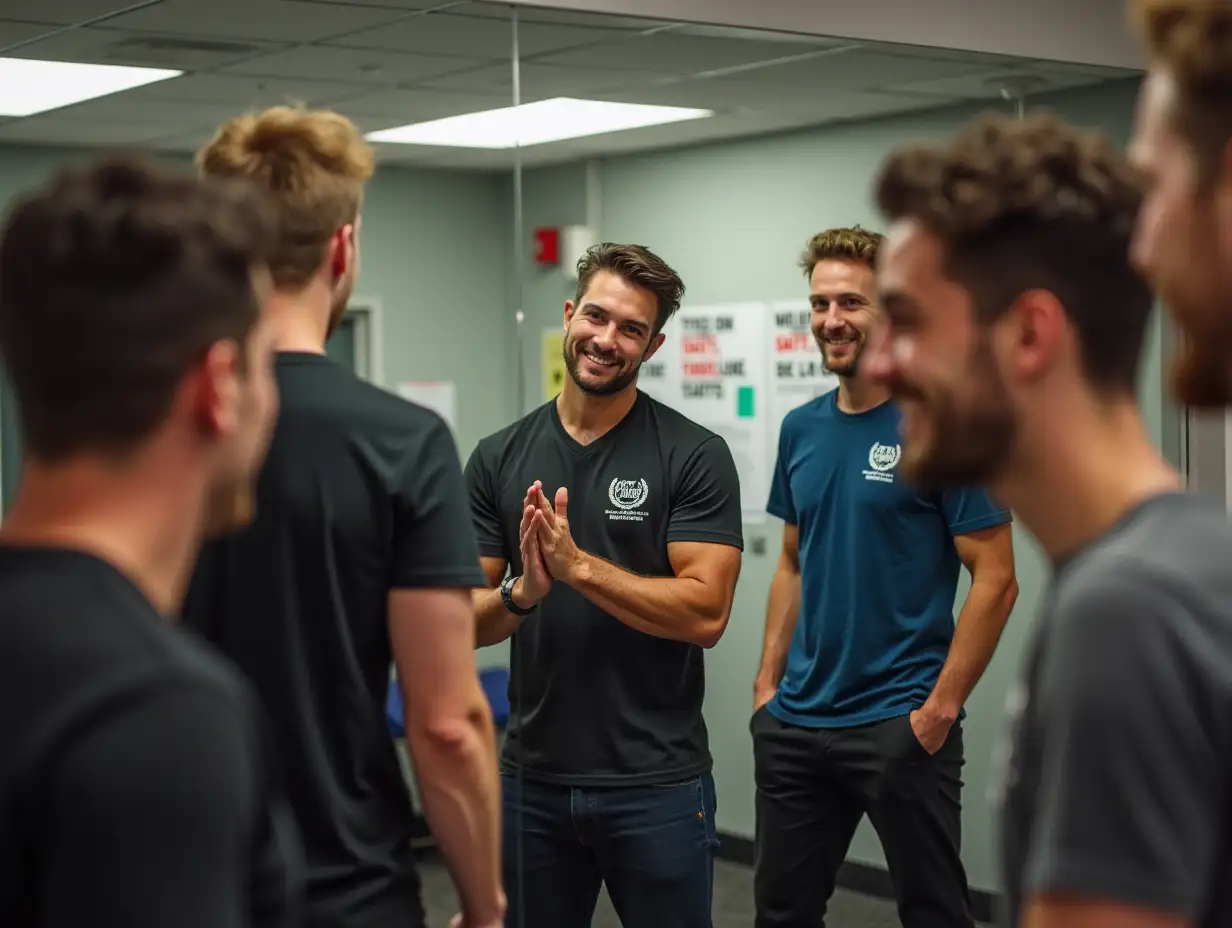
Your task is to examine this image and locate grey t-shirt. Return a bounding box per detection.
[994,491,1232,928]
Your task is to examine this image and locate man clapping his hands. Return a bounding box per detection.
[464,243,743,928]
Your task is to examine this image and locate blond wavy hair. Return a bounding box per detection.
[197,105,375,288]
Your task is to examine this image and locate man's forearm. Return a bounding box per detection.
[471,583,530,648]
[568,553,728,647]
[405,700,503,924]
[927,574,1018,717]
[755,566,801,689]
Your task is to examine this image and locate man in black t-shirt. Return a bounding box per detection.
[184,106,503,928]
[0,155,300,927]
[467,243,744,928]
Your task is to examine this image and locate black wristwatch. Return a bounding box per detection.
[500,575,537,616]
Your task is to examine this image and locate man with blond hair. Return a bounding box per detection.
[183,106,503,928]
[751,226,1018,928]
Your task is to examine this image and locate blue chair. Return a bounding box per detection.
[387,666,510,737]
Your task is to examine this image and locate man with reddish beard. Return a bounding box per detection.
[750,226,1017,928]
[1128,0,1232,406]
[868,109,1232,928]
[465,242,743,928]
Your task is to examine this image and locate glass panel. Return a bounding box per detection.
[497,10,1158,921]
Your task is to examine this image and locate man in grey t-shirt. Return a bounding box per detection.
[866,110,1232,928]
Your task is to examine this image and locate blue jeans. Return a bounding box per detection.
[501,772,719,928]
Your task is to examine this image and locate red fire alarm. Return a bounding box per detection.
[533,227,560,265]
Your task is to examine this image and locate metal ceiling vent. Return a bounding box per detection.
[100,35,263,64]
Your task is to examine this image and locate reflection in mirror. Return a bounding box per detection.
[432,10,1144,928]
[0,3,1168,927]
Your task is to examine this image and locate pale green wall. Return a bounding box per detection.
[0,75,1176,895]
[514,76,1176,893]
[0,143,514,466]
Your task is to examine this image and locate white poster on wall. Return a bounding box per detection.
[396,380,458,437]
[650,304,770,523]
[767,300,839,472]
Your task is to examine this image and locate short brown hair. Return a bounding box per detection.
[1133,0,1232,182]
[875,110,1153,392]
[0,153,273,461]
[799,226,884,278]
[197,105,374,289]
[575,243,685,334]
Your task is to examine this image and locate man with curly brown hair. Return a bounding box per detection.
[751,226,1017,928]
[1128,0,1232,407]
[867,110,1232,928]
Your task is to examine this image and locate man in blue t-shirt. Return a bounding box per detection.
[751,227,1019,928]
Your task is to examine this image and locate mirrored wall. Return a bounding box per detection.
[0,0,1180,920]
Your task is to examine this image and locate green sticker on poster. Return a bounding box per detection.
[737,385,755,418]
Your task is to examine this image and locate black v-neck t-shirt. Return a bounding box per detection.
[0,547,300,928]
[465,391,744,786]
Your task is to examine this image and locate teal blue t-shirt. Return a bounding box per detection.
[766,391,1011,728]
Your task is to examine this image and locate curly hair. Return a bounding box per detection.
[1132,0,1232,183]
[874,109,1153,392]
[198,105,374,289]
[799,226,884,278]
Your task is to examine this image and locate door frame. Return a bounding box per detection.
[342,297,385,386]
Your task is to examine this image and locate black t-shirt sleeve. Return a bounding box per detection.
[40,684,287,928]
[390,417,487,589]
[1022,571,1228,918]
[666,436,744,548]
[464,439,509,560]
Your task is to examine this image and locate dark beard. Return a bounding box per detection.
[563,339,639,396]
[897,342,1017,491]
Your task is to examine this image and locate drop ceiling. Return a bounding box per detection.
[0,0,1140,170]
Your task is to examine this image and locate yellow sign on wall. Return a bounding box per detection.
[542,329,566,400]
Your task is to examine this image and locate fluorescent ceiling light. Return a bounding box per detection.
[366,97,713,149]
[0,58,181,117]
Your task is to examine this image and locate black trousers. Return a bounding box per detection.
[751,707,971,928]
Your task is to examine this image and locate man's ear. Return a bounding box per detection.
[330,225,353,280]
[563,300,576,332]
[195,339,243,439]
[642,331,666,362]
[1005,289,1066,384]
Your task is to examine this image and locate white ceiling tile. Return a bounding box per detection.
[533,33,852,75]
[0,1,145,25]
[734,50,1000,89]
[0,19,57,48]
[327,12,614,59]
[45,95,257,126]
[100,0,413,43]
[0,115,182,145]
[292,0,460,10]
[591,76,830,110]
[447,3,659,32]
[7,25,275,69]
[218,44,482,83]
[326,86,510,120]
[119,72,374,106]
[886,68,1105,100]
[421,60,678,97]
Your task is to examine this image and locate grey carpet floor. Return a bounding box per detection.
[418,858,992,927]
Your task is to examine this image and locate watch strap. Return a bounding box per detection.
[500,575,536,616]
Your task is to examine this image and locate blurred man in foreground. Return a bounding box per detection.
[0,154,299,927]
[868,110,1232,928]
